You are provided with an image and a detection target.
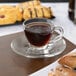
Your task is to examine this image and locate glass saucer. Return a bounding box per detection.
[11,35,66,58]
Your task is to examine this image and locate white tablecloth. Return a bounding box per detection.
[0,3,76,45]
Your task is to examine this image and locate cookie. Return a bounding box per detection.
[48,66,76,76]
[58,54,76,69]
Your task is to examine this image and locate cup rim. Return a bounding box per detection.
[23,18,54,27]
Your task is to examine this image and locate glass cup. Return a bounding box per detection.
[23,18,64,58]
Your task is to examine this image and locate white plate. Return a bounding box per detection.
[29,49,76,76]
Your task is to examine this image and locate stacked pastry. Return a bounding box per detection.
[17,0,41,9]
[48,52,76,76]
[17,0,54,20]
[0,0,54,25]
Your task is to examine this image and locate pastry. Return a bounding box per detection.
[23,8,32,20]
[0,0,55,25]
[48,66,76,76]
[58,54,76,69]
[23,6,54,20]
[17,0,40,9]
[0,5,23,22]
[17,0,55,20]
[13,6,23,22]
[0,5,23,25]
[0,7,17,25]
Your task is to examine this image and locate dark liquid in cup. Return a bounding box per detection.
[24,23,52,47]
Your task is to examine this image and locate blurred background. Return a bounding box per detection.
[0,0,69,2]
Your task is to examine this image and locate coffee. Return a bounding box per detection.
[24,23,52,47]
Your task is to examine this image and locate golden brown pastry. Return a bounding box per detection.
[58,54,76,69]
[0,7,17,25]
[17,0,40,9]
[48,66,76,76]
[0,5,15,9]
[13,6,23,22]
[0,5,23,25]
[17,0,54,20]
[41,7,53,18]
[35,6,43,18]
[3,5,23,22]
[23,6,54,20]
[0,0,55,25]
[23,8,31,20]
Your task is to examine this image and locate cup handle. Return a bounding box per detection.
[52,26,64,43]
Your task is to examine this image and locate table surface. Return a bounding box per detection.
[0,32,75,76]
[0,3,76,45]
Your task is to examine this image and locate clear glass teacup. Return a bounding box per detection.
[23,18,64,58]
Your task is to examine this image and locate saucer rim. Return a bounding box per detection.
[11,36,66,58]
